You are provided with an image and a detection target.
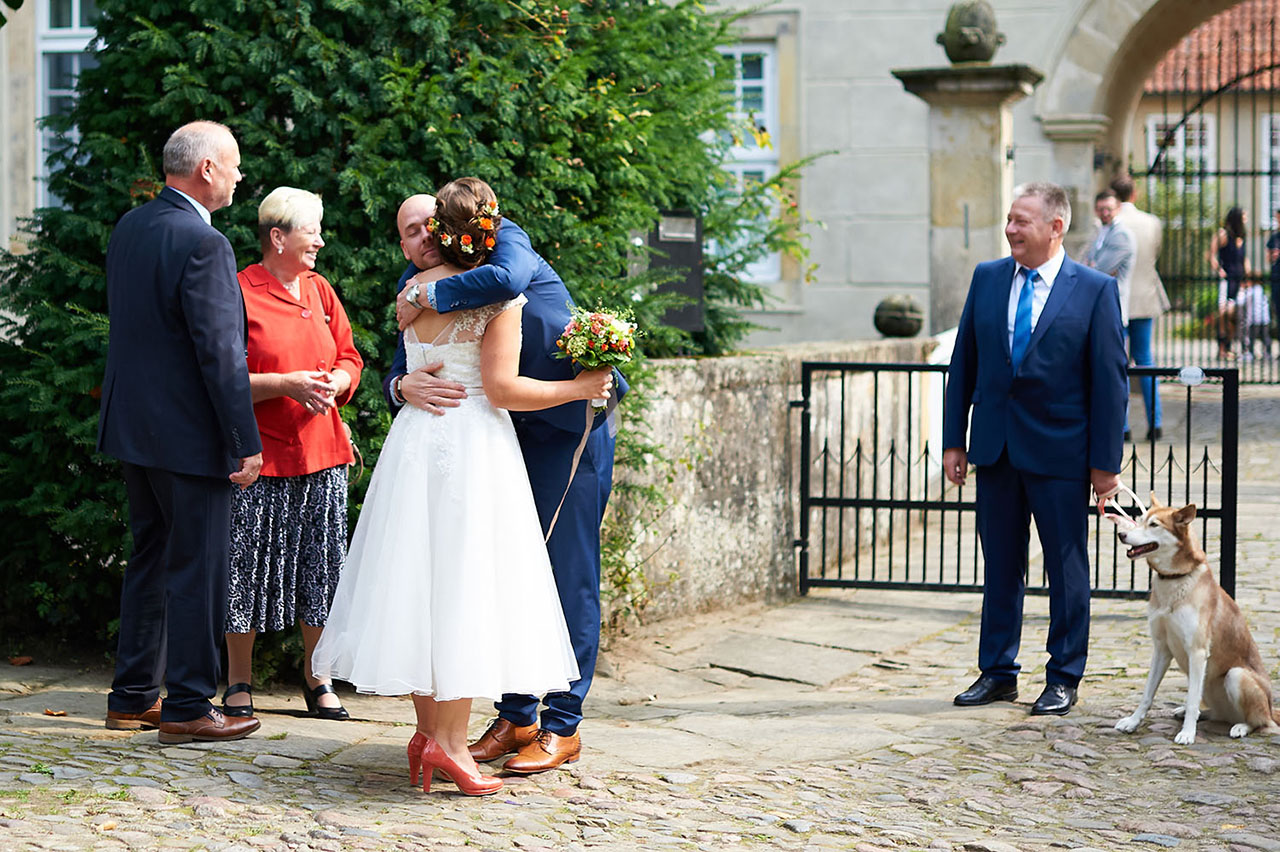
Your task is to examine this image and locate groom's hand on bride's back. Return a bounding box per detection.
[402,361,467,416]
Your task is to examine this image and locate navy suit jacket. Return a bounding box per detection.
[943,254,1128,480]
[382,219,628,435]
[98,187,261,477]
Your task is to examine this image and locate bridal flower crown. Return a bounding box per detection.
[427,199,501,254]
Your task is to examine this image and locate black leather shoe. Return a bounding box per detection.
[1030,683,1077,716]
[953,675,1018,706]
[1123,430,1132,442]
[221,682,254,718]
[1149,427,1162,441]
[303,681,350,721]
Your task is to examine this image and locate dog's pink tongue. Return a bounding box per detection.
[1127,543,1158,559]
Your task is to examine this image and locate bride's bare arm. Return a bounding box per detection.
[480,305,612,411]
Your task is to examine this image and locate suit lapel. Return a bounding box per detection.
[1024,255,1079,360]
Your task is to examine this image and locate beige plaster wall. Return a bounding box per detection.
[612,336,936,625]
[2,5,38,252]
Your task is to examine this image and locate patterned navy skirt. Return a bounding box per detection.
[225,465,348,633]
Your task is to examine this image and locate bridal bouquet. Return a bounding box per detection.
[554,306,637,370]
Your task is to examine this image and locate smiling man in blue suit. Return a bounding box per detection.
[943,181,1128,717]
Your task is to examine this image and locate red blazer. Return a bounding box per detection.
[238,264,363,477]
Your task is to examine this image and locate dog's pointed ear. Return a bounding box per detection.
[1173,504,1197,526]
[1149,491,1163,508]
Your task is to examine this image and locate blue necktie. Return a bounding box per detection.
[1011,270,1036,371]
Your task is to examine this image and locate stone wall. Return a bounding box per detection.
[612,337,937,626]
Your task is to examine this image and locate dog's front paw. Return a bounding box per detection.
[1230,723,1251,738]
[1115,715,1142,733]
[1174,727,1197,745]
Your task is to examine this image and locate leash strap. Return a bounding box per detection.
[1098,482,1149,528]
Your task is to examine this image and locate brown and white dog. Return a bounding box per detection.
[1112,496,1280,744]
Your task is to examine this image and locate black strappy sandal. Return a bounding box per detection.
[221,682,255,718]
[303,681,350,721]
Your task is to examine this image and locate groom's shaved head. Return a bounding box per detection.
[398,193,442,270]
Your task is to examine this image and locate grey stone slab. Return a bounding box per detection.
[695,632,874,687]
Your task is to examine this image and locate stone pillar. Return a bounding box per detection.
[1039,114,1112,261]
[892,65,1043,333]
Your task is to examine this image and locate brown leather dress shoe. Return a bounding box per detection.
[502,729,581,774]
[468,717,538,763]
[105,698,163,731]
[157,708,260,744]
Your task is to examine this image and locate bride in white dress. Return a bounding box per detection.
[311,193,612,797]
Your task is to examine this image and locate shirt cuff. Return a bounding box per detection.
[425,280,439,311]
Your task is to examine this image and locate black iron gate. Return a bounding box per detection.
[793,363,1238,599]
[1135,13,1280,382]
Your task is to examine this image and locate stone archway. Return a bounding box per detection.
[1035,0,1247,245]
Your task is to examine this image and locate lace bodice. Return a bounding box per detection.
[404,295,526,387]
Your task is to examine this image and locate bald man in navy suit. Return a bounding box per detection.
[943,181,1128,717]
[98,121,263,744]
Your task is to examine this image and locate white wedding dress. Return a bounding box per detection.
[311,295,579,700]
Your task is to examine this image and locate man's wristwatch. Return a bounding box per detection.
[407,283,424,310]
[393,375,406,404]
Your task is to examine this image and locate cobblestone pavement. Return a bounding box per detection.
[3,387,1280,851]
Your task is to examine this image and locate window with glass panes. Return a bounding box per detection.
[718,44,780,283]
[37,0,101,206]
[1260,115,1280,219]
[1145,114,1215,190]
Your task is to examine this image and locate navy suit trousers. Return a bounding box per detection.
[974,452,1091,687]
[496,420,614,735]
[109,463,231,722]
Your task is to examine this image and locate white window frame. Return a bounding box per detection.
[717,42,781,285]
[35,0,100,207]
[1260,114,1280,222]
[1145,113,1216,192]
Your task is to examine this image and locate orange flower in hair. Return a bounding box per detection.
[478,217,495,231]
[459,233,475,254]
[484,235,496,249]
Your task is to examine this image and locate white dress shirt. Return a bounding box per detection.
[1007,247,1065,350]
[168,186,212,226]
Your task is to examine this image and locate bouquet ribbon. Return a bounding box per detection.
[544,394,617,542]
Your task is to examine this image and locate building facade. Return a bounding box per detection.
[0,0,1267,342]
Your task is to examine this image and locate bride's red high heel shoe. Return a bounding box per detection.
[407,731,427,785]
[418,736,503,796]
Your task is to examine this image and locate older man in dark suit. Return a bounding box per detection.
[98,121,263,744]
[943,181,1128,717]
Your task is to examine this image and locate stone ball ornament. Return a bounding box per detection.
[936,0,1006,64]
[873,295,924,338]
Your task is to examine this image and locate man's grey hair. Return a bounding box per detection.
[1013,181,1072,232]
[162,121,232,177]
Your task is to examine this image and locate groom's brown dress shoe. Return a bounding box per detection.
[502,729,581,774]
[157,709,260,744]
[105,698,163,730]
[469,718,538,762]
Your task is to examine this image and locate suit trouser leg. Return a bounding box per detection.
[109,463,170,715]
[497,425,614,735]
[1023,471,1091,687]
[974,453,1030,681]
[111,463,231,722]
[1128,318,1160,430]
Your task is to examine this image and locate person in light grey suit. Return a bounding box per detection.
[1112,175,1170,441]
[1085,189,1138,439]
[1084,189,1136,325]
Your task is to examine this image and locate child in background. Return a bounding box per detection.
[1239,278,1272,360]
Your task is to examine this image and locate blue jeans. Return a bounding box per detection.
[1127,318,1161,431]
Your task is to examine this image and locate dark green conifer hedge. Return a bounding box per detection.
[0,0,810,646]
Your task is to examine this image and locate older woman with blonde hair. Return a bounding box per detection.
[223,187,363,722]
